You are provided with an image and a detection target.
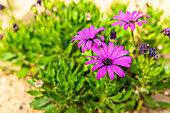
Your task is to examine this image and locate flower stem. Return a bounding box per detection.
[131,31,138,60]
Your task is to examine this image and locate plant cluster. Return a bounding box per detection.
[0,0,170,112]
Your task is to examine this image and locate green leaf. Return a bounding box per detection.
[158,101,170,108]
[18,67,29,78]
[144,96,159,108]
[27,90,43,96]
[30,98,52,109]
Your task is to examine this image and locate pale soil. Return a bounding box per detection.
[0,0,170,113]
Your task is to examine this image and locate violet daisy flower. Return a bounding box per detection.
[139,43,149,55]
[111,11,151,31]
[85,42,132,80]
[160,28,170,39]
[72,25,106,53]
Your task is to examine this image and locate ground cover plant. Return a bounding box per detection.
[0,0,170,112]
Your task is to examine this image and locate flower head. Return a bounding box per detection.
[0,4,5,10]
[160,28,170,39]
[34,79,44,88]
[85,42,132,80]
[139,43,149,54]
[72,25,106,53]
[13,23,19,32]
[149,48,157,58]
[111,11,151,31]
[110,31,116,40]
[37,0,41,6]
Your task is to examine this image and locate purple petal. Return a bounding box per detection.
[124,24,129,30]
[111,45,124,60]
[108,65,114,79]
[115,56,133,61]
[92,63,104,71]
[90,25,95,36]
[113,61,131,67]
[135,15,151,21]
[82,43,86,53]
[100,42,108,57]
[160,29,165,33]
[95,27,106,35]
[111,21,126,27]
[119,22,126,28]
[91,45,104,59]
[98,35,105,41]
[140,20,148,24]
[116,50,130,58]
[131,11,137,20]
[113,15,128,22]
[86,40,92,50]
[85,59,102,65]
[112,65,125,77]
[97,66,107,80]
[82,28,90,37]
[130,23,136,31]
[136,21,142,26]
[93,39,102,46]
[126,11,131,20]
[77,31,88,39]
[78,40,86,48]
[71,37,83,43]
[133,11,143,20]
[108,41,114,57]
[118,11,128,21]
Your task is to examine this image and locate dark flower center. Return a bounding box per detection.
[128,20,135,24]
[103,58,112,65]
[88,38,93,41]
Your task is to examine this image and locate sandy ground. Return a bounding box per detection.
[0,0,170,113]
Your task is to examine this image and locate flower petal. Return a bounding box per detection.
[82,43,86,53]
[95,27,106,35]
[133,11,143,20]
[124,24,129,30]
[116,50,130,58]
[71,37,82,43]
[92,63,104,71]
[136,21,142,26]
[140,20,148,24]
[85,59,102,65]
[113,15,127,22]
[97,66,107,80]
[130,23,136,31]
[135,15,151,21]
[90,25,95,36]
[78,40,86,48]
[108,41,114,57]
[91,45,104,59]
[100,42,108,57]
[118,11,128,21]
[93,39,102,46]
[86,40,92,50]
[131,11,137,20]
[98,35,105,41]
[112,65,125,77]
[108,65,114,79]
[126,11,131,20]
[111,21,126,27]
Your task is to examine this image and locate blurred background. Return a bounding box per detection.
[0,0,170,113]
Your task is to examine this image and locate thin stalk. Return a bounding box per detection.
[131,31,138,60]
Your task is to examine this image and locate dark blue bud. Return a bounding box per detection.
[13,23,19,32]
[37,0,41,6]
[110,31,116,40]
[0,4,5,10]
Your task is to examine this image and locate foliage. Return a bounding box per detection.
[0,0,170,112]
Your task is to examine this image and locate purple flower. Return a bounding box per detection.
[72,25,106,53]
[111,11,151,31]
[160,28,170,39]
[139,43,149,54]
[13,23,19,32]
[37,0,41,6]
[0,4,5,10]
[149,48,157,58]
[85,42,132,80]
[110,31,116,40]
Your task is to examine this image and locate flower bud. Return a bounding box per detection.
[110,31,116,40]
